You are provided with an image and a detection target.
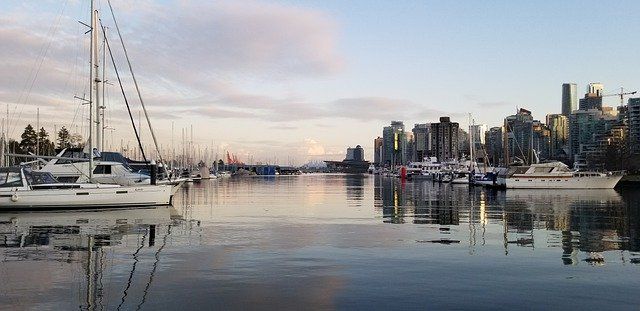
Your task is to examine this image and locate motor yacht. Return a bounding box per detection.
[499,162,623,189]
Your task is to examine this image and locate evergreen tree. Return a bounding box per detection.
[19,124,37,154]
[57,126,71,149]
[38,127,54,155]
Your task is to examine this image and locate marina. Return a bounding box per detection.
[2,174,640,309]
[2,0,640,309]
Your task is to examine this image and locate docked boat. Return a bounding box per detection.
[499,162,623,189]
[38,148,151,186]
[0,167,171,210]
[406,157,442,179]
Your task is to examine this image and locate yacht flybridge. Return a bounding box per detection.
[0,167,170,210]
[499,162,623,189]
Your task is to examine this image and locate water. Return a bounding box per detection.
[1,174,640,310]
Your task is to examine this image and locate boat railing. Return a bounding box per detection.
[607,170,626,176]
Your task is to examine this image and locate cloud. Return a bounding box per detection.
[0,0,344,122]
[119,0,344,81]
[304,138,326,156]
[269,125,298,130]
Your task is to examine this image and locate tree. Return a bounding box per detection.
[38,127,54,156]
[57,126,71,149]
[69,132,84,148]
[19,124,37,154]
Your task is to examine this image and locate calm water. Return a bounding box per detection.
[2,174,640,310]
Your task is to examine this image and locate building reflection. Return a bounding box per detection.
[0,207,190,310]
[375,178,640,264]
[344,175,365,205]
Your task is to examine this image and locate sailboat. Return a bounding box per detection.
[1,0,172,209]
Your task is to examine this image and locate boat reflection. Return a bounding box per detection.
[374,177,640,264]
[0,206,192,310]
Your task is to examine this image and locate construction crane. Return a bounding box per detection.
[603,87,637,106]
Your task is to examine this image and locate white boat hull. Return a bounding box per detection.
[0,185,171,210]
[451,177,470,184]
[504,175,622,189]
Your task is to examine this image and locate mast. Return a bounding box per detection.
[101,26,107,151]
[93,7,101,153]
[88,0,95,180]
[36,108,39,157]
[468,113,473,171]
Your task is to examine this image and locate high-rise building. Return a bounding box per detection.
[485,127,503,165]
[430,117,459,162]
[504,108,534,164]
[546,114,569,160]
[373,137,383,164]
[412,123,430,161]
[587,82,604,96]
[629,98,640,155]
[382,121,407,166]
[469,124,488,159]
[568,109,617,165]
[532,120,551,161]
[405,132,415,163]
[562,83,578,116]
[579,83,604,111]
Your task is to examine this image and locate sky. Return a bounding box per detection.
[1,0,640,164]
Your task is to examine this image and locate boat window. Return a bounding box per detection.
[57,150,90,164]
[0,172,23,188]
[93,165,112,174]
[27,172,59,185]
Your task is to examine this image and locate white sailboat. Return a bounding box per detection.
[1,0,172,209]
[0,167,170,209]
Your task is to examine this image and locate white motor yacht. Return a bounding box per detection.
[38,148,151,186]
[499,162,623,189]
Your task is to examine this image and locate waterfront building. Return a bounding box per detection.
[568,109,617,167]
[411,123,431,161]
[485,127,503,166]
[602,106,618,118]
[469,124,488,160]
[430,117,459,162]
[532,120,551,161]
[458,128,470,158]
[325,145,370,173]
[504,108,534,164]
[346,145,365,161]
[579,83,604,111]
[562,83,578,116]
[382,121,407,166]
[405,132,415,163]
[628,98,640,155]
[588,82,604,96]
[373,137,383,165]
[546,114,569,160]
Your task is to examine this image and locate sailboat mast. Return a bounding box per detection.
[101,26,107,151]
[468,113,473,171]
[88,0,95,180]
[93,7,101,153]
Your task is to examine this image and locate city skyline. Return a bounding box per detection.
[1,1,640,164]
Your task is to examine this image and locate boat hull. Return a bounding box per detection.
[503,175,623,189]
[0,185,171,210]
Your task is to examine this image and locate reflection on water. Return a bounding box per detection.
[2,175,640,309]
[375,176,640,264]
